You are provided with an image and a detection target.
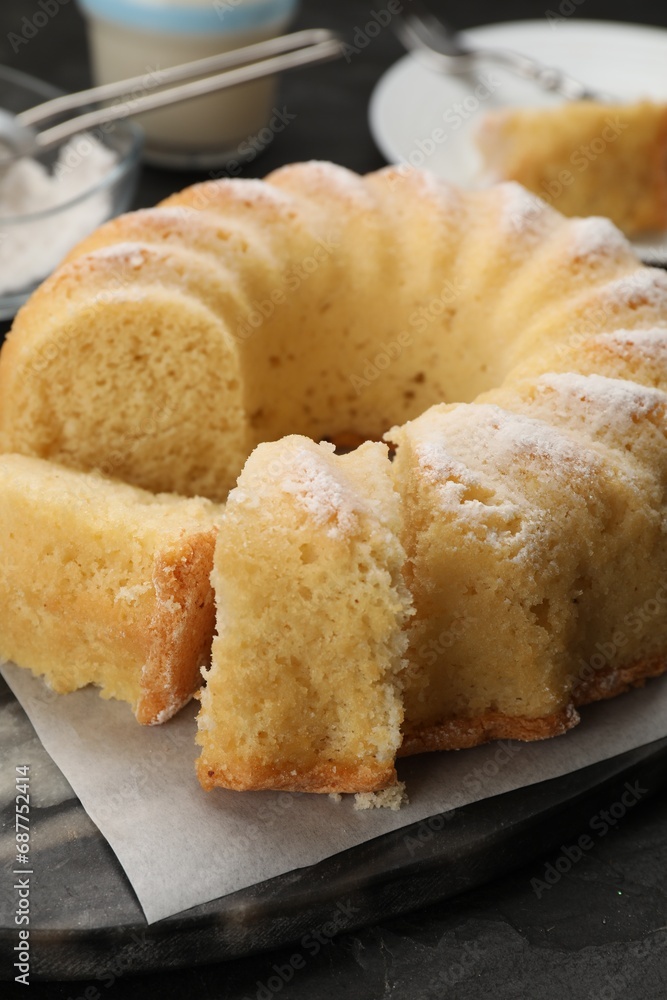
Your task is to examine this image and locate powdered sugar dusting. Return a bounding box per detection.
[375,163,462,204]
[416,445,473,488]
[88,242,152,268]
[534,372,667,446]
[567,217,633,260]
[537,371,667,415]
[270,160,368,205]
[476,405,596,471]
[416,403,600,479]
[279,445,360,536]
[183,174,299,220]
[210,176,295,206]
[135,205,201,226]
[408,412,531,552]
[595,327,667,364]
[149,691,193,726]
[599,268,667,312]
[497,181,555,238]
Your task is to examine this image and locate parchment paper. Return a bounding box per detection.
[3,660,667,925]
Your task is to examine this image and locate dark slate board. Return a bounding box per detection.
[2,675,667,981]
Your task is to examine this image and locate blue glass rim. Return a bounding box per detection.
[77,0,298,35]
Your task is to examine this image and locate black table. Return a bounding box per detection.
[2,2,667,997]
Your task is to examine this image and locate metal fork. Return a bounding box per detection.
[0,29,344,165]
[395,4,606,101]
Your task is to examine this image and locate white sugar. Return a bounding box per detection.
[535,372,667,441]
[88,242,149,269]
[280,445,359,537]
[567,216,631,259]
[600,268,667,311]
[596,327,667,363]
[0,133,118,295]
[498,181,555,238]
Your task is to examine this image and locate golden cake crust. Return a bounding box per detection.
[400,654,667,756]
[196,756,397,795]
[137,532,218,725]
[573,653,667,707]
[399,706,579,756]
[2,163,667,793]
[0,454,220,725]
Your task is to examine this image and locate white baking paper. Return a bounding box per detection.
[2,660,667,925]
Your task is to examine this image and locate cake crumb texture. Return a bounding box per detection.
[0,454,220,723]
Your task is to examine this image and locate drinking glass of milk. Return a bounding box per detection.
[77,0,300,168]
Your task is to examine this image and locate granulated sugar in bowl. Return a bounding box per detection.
[0,64,142,320]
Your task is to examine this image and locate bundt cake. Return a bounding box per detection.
[475,101,667,236]
[1,162,667,794]
[197,326,667,793]
[2,162,662,502]
[0,454,219,724]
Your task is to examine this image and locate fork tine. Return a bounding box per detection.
[400,2,468,56]
[394,7,602,101]
[394,13,471,73]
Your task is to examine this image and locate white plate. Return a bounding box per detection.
[369,19,667,263]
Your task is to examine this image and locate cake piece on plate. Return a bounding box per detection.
[476,100,667,235]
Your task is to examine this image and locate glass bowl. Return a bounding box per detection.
[0,64,143,320]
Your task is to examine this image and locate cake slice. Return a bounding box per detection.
[196,437,412,794]
[0,454,219,723]
[387,389,667,753]
[475,100,667,235]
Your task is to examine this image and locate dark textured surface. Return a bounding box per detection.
[2,0,667,996]
[4,672,667,986]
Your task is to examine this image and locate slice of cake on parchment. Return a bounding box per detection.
[196,437,413,794]
[0,454,220,724]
